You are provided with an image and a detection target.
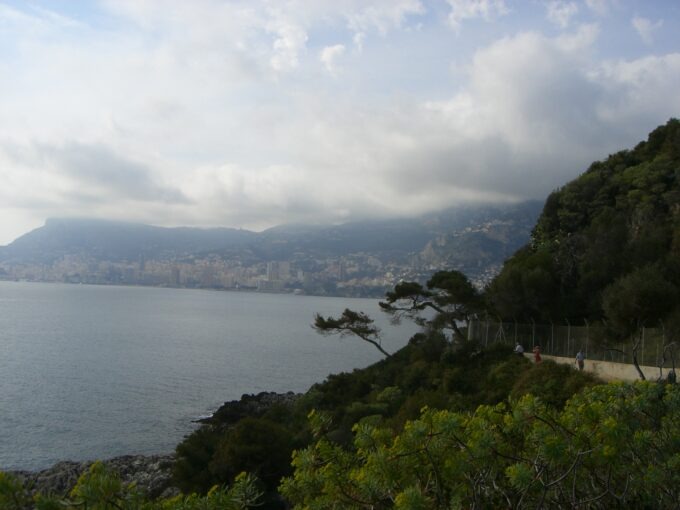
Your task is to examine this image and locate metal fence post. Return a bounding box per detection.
[659,320,665,368]
[641,326,645,366]
[566,318,571,357]
[550,320,554,356]
[584,318,589,358]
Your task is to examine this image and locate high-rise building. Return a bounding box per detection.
[278,261,291,280]
[171,266,181,286]
[266,261,279,281]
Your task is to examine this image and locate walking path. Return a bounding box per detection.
[528,354,674,382]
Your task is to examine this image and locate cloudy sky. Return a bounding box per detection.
[1,0,679,244]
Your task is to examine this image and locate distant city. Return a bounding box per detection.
[0,248,503,298]
[0,202,541,297]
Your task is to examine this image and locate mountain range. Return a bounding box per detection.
[0,201,542,293]
[0,202,541,266]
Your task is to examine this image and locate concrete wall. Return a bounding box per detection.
[528,353,674,382]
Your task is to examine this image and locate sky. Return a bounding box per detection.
[0,0,679,245]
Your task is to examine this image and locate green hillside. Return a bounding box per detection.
[488,119,680,325]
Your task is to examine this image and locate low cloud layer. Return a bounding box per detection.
[4,142,188,203]
[0,1,679,244]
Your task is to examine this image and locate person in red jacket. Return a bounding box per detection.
[533,345,542,363]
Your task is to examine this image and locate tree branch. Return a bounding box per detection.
[313,309,392,358]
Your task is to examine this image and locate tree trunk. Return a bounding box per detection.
[632,335,646,381]
[359,334,392,358]
[451,321,466,343]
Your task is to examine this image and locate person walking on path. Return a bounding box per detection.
[575,350,585,371]
[533,345,542,363]
[514,342,524,356]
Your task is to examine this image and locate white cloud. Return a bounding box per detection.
[344,0,425,36]
[595,54,680,124]
[391,30,680,200]
[353,32,366,51]
[632,16,663,46]
[546,1,579,29]
[268,20,308,72]
[0,1,679,244]
[320,44,346,75]
[343,0,425,51]
[584,0,614,16]
[446,0,509,31]
[555,23,600,52]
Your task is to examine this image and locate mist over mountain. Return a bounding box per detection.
[260,202,541,256]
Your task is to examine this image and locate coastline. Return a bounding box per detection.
[0,277,387,299]
[5,391,302,499]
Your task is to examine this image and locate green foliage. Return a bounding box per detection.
[174,335,575,497]
[209,417,295,491]
[509,359,599,408]
[0,463,262,510]
[486,246,560,321]
[0,471,31,510]
[427,270,480,311]
[174,427,221,493]
[68,461,144,509]
[602,264,678,336]
[380,270,481,341]
[281,382,680,509]
[313,308,392,357]
[487,119,680,324]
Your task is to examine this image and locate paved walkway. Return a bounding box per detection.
[530,353,674,382]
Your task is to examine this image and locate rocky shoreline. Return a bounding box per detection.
[10,454,178,500]
[199,391,301,428]
[7,391,302,501]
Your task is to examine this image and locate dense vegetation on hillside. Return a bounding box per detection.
[487,119,680,327]
[171,334,597,507]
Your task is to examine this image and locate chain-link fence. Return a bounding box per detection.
[467,319,677,369]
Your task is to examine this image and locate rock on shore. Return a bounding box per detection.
[10,454,178,500]
[200,391,301,429]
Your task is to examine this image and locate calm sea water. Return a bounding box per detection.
[0,281,414,471]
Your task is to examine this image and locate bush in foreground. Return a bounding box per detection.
[281,381,680,509]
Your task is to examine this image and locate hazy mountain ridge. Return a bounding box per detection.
[0,218,257,264]
[0,202,542,294]
[0,203,541,265]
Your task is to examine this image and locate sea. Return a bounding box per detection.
[0,281,416,471]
